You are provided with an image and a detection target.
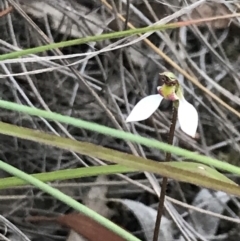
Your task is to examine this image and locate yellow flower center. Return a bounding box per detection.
[158,84,179,101]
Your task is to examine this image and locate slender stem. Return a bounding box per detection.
[153,104,178,241]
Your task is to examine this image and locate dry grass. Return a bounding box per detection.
[1,0,240,240]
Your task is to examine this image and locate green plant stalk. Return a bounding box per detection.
[0,23,178,61]
[0,99,240,175]
[0,14,238,61]
[0,121,239,196]
[0,165,135,189]
[0,160,140,241]
[0,163,214,190]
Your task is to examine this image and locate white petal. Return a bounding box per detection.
[126,94,163,122]
[178,97,198,137]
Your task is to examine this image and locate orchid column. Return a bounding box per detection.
[126,72,199,240]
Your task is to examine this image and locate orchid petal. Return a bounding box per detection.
[178,97,198,137]
[126,94,163,122]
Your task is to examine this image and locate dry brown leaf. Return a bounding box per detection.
[57,213,127,241]
[27,214,127,241]
[67,230,88,241]
[27,177,119,241]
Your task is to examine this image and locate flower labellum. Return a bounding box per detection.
[126,72,199,138]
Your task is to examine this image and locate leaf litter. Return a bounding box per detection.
[1,0,240,240]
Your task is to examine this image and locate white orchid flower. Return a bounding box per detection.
[126,72,198,138]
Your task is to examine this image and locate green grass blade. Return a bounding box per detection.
[1,14,238,61]
[167,162,236,185]
[0,23,178,61]
[0,100,240,176]
[0,121,239,196]
[0,161,140,241]
[0,165,134,189]
[0,161,235,190]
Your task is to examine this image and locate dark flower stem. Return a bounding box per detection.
[152,103,178,241]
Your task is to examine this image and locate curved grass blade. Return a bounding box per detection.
[0,100,240,176]
[0,162,235,190]
[167,162,236,185]
[0,161,141,241]
[0,165,135,190]
[0,14,239,61]
[0,121,239,196]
